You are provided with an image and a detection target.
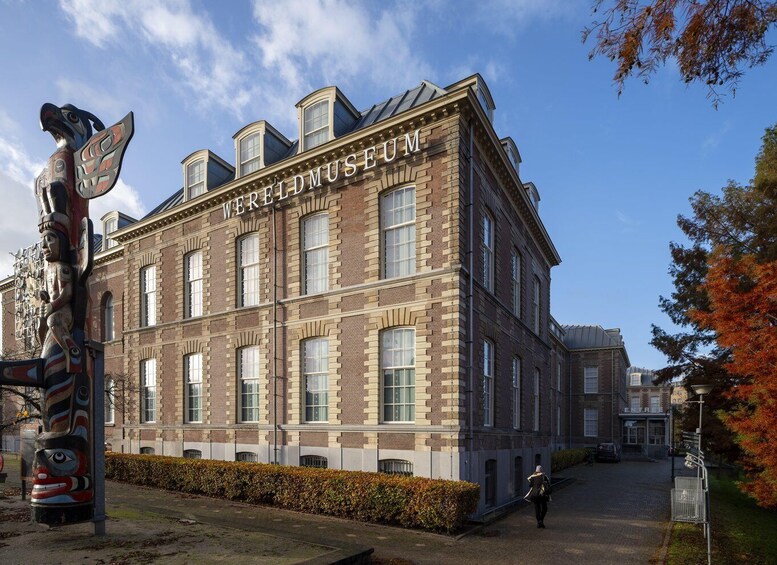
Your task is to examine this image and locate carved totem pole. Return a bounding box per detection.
[0,104,133,525]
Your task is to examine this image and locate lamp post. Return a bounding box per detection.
[691,383,713,565]
[691,384,713,479]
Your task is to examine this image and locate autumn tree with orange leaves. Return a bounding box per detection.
[695,255,777,508]
[584,1,777,105]
[654,124,777,508]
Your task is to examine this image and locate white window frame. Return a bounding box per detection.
[185,353,203,424]
[584,408,598,437]
[381,186,416,279]
[556,360,562,391]
[104,217,117,249]
[630,373,642,386]
[533,368,540,432]
[238,234,260,307]
[185,251,203,318]
[511,250,521,317]
[483,339,494,427]
[512,356,521,429]
[381,327,415,423]
[483,212,494,292]
[186,159,205,199]
[236,451,258,462]
[140,266,157,327]
[303,338,329,422]
[303,100,330,150]
[239,132,261,176]
[631,395,641,412]
[105,376,115,425]
[584,366,599,394]
[533,276,541,334]
[302,213,329,294]
[103,293,114,342]
[141,358,156,423]
[238,346,260,423]
[650,395,661,413]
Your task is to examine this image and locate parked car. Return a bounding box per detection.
[596,442,621,462]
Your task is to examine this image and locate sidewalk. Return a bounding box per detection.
[0,455,675,564]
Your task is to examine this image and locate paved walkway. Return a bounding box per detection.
[0,455,675,564]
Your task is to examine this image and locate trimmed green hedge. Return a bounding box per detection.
[105,453,479,533]
[551,448,588,473]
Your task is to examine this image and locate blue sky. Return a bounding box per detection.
[1,0,775,369]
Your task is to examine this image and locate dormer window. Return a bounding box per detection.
[232,122,291,179]
[100,210,136,251]
[181,150,234,201]
[296,87,358,154]
[304,100,329,150]
[475,77,495,123]
[104,217,117,249]
[501,137,522,176]
[239,133,261,175]
[187,160,205,199]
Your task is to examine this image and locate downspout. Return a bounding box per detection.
[466,118,475,482]
[611,349,615,443]
[568,352,572,448]
[272,204,278,465]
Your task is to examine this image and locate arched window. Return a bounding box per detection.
[237,234,260,307]
[102,293,114,342]
[185,353,203,423]
[183,449,202,459]
[238,346,260,422]
[140,447,155,455]
[300,455,328,469]
[236,452,257,462]
[303,338,328,422]
[184,251,203,318]
[378,459,413,476]
[482,211,494,292]
[485,459,497,507]
[483,339,494,427]
[381,327,415,422]
[381,186,416,278]
[302,213,329,294]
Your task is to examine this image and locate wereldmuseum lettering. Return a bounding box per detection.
[222,129,421,219]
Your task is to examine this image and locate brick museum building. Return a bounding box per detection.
[1,74,649,516]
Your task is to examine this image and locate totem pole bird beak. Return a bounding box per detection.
[39,103,89,150]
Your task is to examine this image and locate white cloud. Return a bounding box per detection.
[250,0,432,103]
[0,169,39,278]
[90,179,146,225]
[0,134,145,276]
[58,0,251,120]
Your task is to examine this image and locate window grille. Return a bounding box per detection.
[378,459,413,476]
[300,455,328,469]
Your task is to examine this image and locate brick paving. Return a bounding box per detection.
[1,455,674,564]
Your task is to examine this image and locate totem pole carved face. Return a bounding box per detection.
[41,230,62,262]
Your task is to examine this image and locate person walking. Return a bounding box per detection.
[526,465,552,528]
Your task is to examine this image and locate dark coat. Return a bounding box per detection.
[527,472,551,501]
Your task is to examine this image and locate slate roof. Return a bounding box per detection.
[561,325,624,350]
[141,80,448,220]
[628,366,659,387]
